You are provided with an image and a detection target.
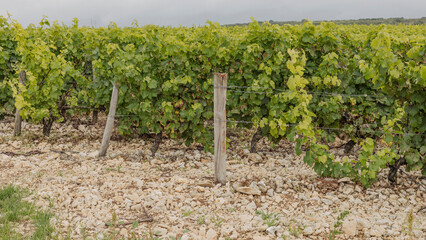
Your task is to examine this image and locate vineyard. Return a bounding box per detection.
[0,15,425,239]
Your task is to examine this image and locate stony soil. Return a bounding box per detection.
[0,116,425,240]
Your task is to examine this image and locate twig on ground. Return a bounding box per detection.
[51,149,80,155]
[104,217,153,227]
[0,150,44,156]
[399,169,426,190]
[104,206,153,227]
[142,206,153,222]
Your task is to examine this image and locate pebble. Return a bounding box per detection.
[304,226,314,235]
[370,225,385,237]
[321,198,333,205]
[252,235,269,240]
[87,150,99,158]
[221,225,234,236]
[342,219,357,236]
[248,153,262,163]
[119,228,128,236]
[267,188,274,197]
[257,180,268,193]
[246,201,257,211]
[154,227,168,236]
[206,228,217,240]
[239,214,253,223]
[266,226,281,236]
[235,186,261,195]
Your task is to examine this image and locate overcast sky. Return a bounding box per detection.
[1,0,425,27]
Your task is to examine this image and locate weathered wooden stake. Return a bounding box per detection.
[99,82,119,157]
[14,71,26,136]
[214,73,227,184]
[91,58,99,125]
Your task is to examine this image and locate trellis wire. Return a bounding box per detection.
[110,116,424,136]
[108,84,422,136]
[223,119,426,136]
[215,85,379,98]
[114,114,139,117]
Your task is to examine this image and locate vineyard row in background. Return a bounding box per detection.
[0,16,425,187]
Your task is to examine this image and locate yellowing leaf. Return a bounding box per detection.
[389,69,400,78]
[318,155,327,163]
[420,65,426,81]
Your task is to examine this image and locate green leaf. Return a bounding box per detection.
[318,155,327,164]
[132,221,138,229]
[148,79,157,89]
[420,65,426,81]
[361,138,375,153]
[304,151,314,166]
[383,134,393,144]
[389,69,400,78]
[420,146,426,155]
[295,138,302,155]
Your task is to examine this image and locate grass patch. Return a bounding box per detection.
[256,210,280,227]
[329,210,349,240]
[182,210,194,217]
[0,185,55,240]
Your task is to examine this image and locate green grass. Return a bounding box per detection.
[105,165,122,173]
[2,185,198,240]
[210,213,223,227]
[197,215,206,225]
[182,210,194,217]
[32,211,55,239]
[0,185,55,240]
[401,209,415,240]
[329,210,350,240]
[286,219,305,237]
[256,210,280,227]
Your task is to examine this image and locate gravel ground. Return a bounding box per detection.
[0,116,425,240]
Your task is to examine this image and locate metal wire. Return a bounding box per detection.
[107,114,140,118]
[115,115,139,117]
[111,116,424,136]
[228,89,271,94]
[105,82,423,136]
[307,91,377,98]
[216,85,379,98]
[223,120,261,124]
[220,119,426,136]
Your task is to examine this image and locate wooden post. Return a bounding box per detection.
[214,73,227,184]
[91,61,98,125]
[14,71,26,136]
[99,82,119,157]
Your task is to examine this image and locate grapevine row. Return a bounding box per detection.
[0,16,425,187]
